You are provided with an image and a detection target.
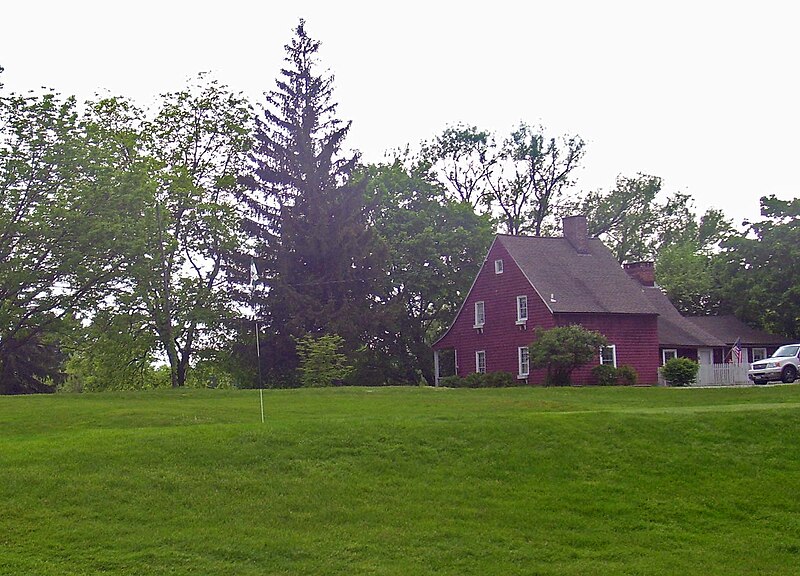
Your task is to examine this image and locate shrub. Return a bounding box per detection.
[529,325,608,386]
[660,357,699,387]
[616,365,639,386]
[484,371,517,388]
[438,375,463,388]
[294,333,353,387]
[591,364,618,386]
[437,371,517,388]
[463,373,486,388]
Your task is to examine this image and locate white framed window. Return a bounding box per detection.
[518,346,530,377]
[476,350,486,374]
[516,295,528,324]
[600,345,617,367]
[751,347,767,362]
[662,349,678,364]
[494,259,504,274]
[474,301,485,328]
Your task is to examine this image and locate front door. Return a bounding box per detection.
[698,348,713,365]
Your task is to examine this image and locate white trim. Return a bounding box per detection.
[473,301,485,328]
[431,237,501,348]
[662,348,678,364]
[518,346,530,377]
[516,295,528,324]
[751,347,767,362]
[476,350,486,374]
[600,344,617,367]
[494,259,504,274]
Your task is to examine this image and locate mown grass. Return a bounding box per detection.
[1,385,799,575]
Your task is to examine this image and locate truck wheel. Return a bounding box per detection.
[782,365,797,384]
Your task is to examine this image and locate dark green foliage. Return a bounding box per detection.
[616,364,639,386]
[591,364,618,386]
[0,333,64,394]
[238,20,384,384]
[529,325,608,386]
[438,371,517,388]
[713,195,800,339]
[660,357,699,387]
[590,364,639,386]
[360,160,494,384]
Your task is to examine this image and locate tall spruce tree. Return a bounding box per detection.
[238,20,383,384]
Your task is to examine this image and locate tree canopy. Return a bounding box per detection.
[1,22,797,393]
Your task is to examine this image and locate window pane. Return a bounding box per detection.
[476,351,486,373]
[517,296,528,321]
[518,346,529,376]
[474,301,485,326]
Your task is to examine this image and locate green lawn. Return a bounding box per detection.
[1,385,799,575]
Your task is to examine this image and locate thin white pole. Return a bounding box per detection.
[260,389,264,424]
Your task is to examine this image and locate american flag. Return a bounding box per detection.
[732,337,742,364]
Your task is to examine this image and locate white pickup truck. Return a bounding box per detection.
[748,344,800,384]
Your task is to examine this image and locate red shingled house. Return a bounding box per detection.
[432,216,661,385]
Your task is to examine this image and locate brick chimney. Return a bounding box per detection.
[562,215,589,254]
[623,261,655,287]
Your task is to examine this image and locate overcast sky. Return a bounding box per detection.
[2,0,797,228]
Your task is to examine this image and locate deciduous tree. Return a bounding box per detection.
[361,160,494,383]
[0,90,148,393]
[713,195,800,338]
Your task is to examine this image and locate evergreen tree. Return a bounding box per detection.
[238,20,383,383]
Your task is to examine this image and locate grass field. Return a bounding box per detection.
[1,385,799,575]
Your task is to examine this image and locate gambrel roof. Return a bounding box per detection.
[497,235,656,315]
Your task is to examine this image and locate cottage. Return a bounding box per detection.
[432,216,660,385]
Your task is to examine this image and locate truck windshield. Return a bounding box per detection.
[772,345,799,358]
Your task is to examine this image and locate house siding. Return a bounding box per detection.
[434,240,555,379]
[556,313,660,385]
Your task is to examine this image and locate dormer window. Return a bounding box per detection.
[474,301,485,328]
[494,259,504,274]
[516,295,528,324]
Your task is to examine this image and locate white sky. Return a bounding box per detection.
[2,0,798,228]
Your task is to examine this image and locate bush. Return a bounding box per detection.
[437,371,518,388]
[591,364,618,386]
[590,364,639,387]
[529,325,608,386]
[294,333,353,387]
[484,371,517,388]
[438,375,463,388]
[660,357,699,387]
[616,365,639,386]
